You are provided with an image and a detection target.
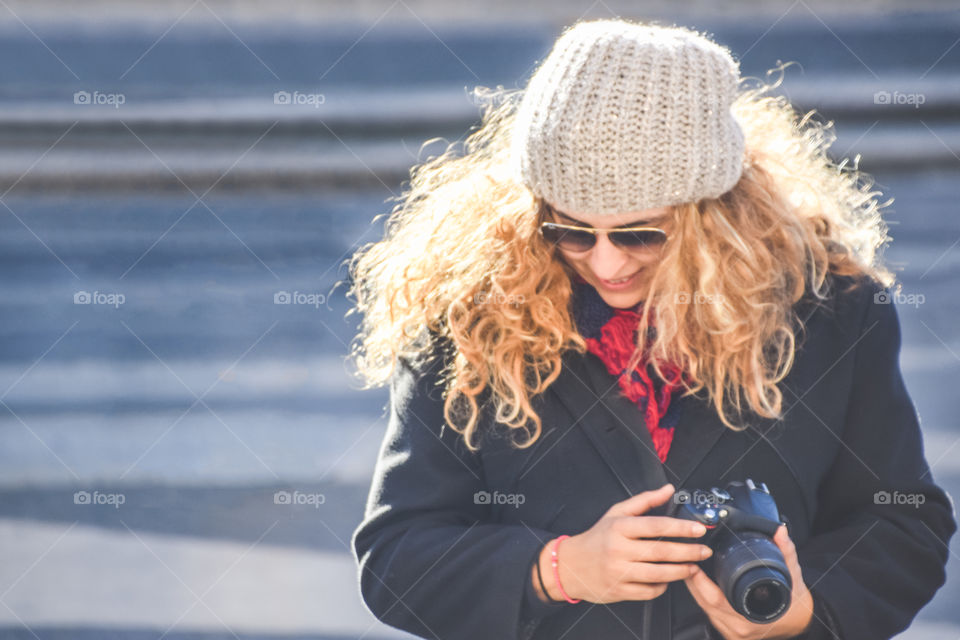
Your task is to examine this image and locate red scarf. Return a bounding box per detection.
[572,275,685,463]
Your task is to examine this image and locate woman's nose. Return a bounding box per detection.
[588,232,632,279]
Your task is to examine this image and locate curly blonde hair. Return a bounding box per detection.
[344,66,895,452]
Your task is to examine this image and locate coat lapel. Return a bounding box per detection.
[658,390,729,488]
[547,347,729,500]
[543,287,825,502]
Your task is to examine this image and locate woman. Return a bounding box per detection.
[346,18,955,640]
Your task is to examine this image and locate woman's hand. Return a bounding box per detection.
[683,524,815,640]
[545,483,712,604]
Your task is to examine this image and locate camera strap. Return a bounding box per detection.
[642,584,673,640]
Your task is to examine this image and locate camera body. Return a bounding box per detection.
[666,479,792,623]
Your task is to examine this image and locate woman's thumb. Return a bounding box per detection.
[613,483,675,517]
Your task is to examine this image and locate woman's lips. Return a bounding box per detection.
[598,270,641,290]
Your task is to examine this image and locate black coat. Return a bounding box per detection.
[351,273,956,640]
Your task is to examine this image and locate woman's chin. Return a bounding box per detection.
[595,286,646,309]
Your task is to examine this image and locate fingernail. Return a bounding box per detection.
[701,546,713,559]
[691,523,707,536]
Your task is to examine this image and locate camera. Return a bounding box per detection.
[665,479,791,623]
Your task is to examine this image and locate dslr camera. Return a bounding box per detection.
[665,479,791,623]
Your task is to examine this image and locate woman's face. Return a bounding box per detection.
[547,204,673,309]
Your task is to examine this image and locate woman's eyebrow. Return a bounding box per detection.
[553,208,661,228]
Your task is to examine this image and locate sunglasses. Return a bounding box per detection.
[538,210,669,253]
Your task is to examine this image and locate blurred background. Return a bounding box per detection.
[0,1,957,638]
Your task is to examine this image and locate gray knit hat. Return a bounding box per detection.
[510,19,745,215]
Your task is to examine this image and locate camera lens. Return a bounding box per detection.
[713,533,792,623]
[734,566,791,622]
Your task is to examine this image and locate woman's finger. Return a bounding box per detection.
[624,560,698,583]
[685,567,730,612]
[610,483,675,517]
[619,581,669,601]
[617,515,708,540]
[775,526,801,571]
[632,539,712,563]
[684,570,744,634]
[774,525,809,593]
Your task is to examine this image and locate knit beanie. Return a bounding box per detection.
[510,19,746,215]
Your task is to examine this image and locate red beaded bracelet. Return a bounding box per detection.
[550,535,581,604]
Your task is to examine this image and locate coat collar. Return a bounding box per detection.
[547,348,726,500]
[545,292,823,501]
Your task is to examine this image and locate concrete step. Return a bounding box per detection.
[0,74,958,132]
[0,518,415,639]
[1,109,958,190]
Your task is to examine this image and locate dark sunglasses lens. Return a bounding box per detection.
[541,225,596,252]
[610,229,667,250]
